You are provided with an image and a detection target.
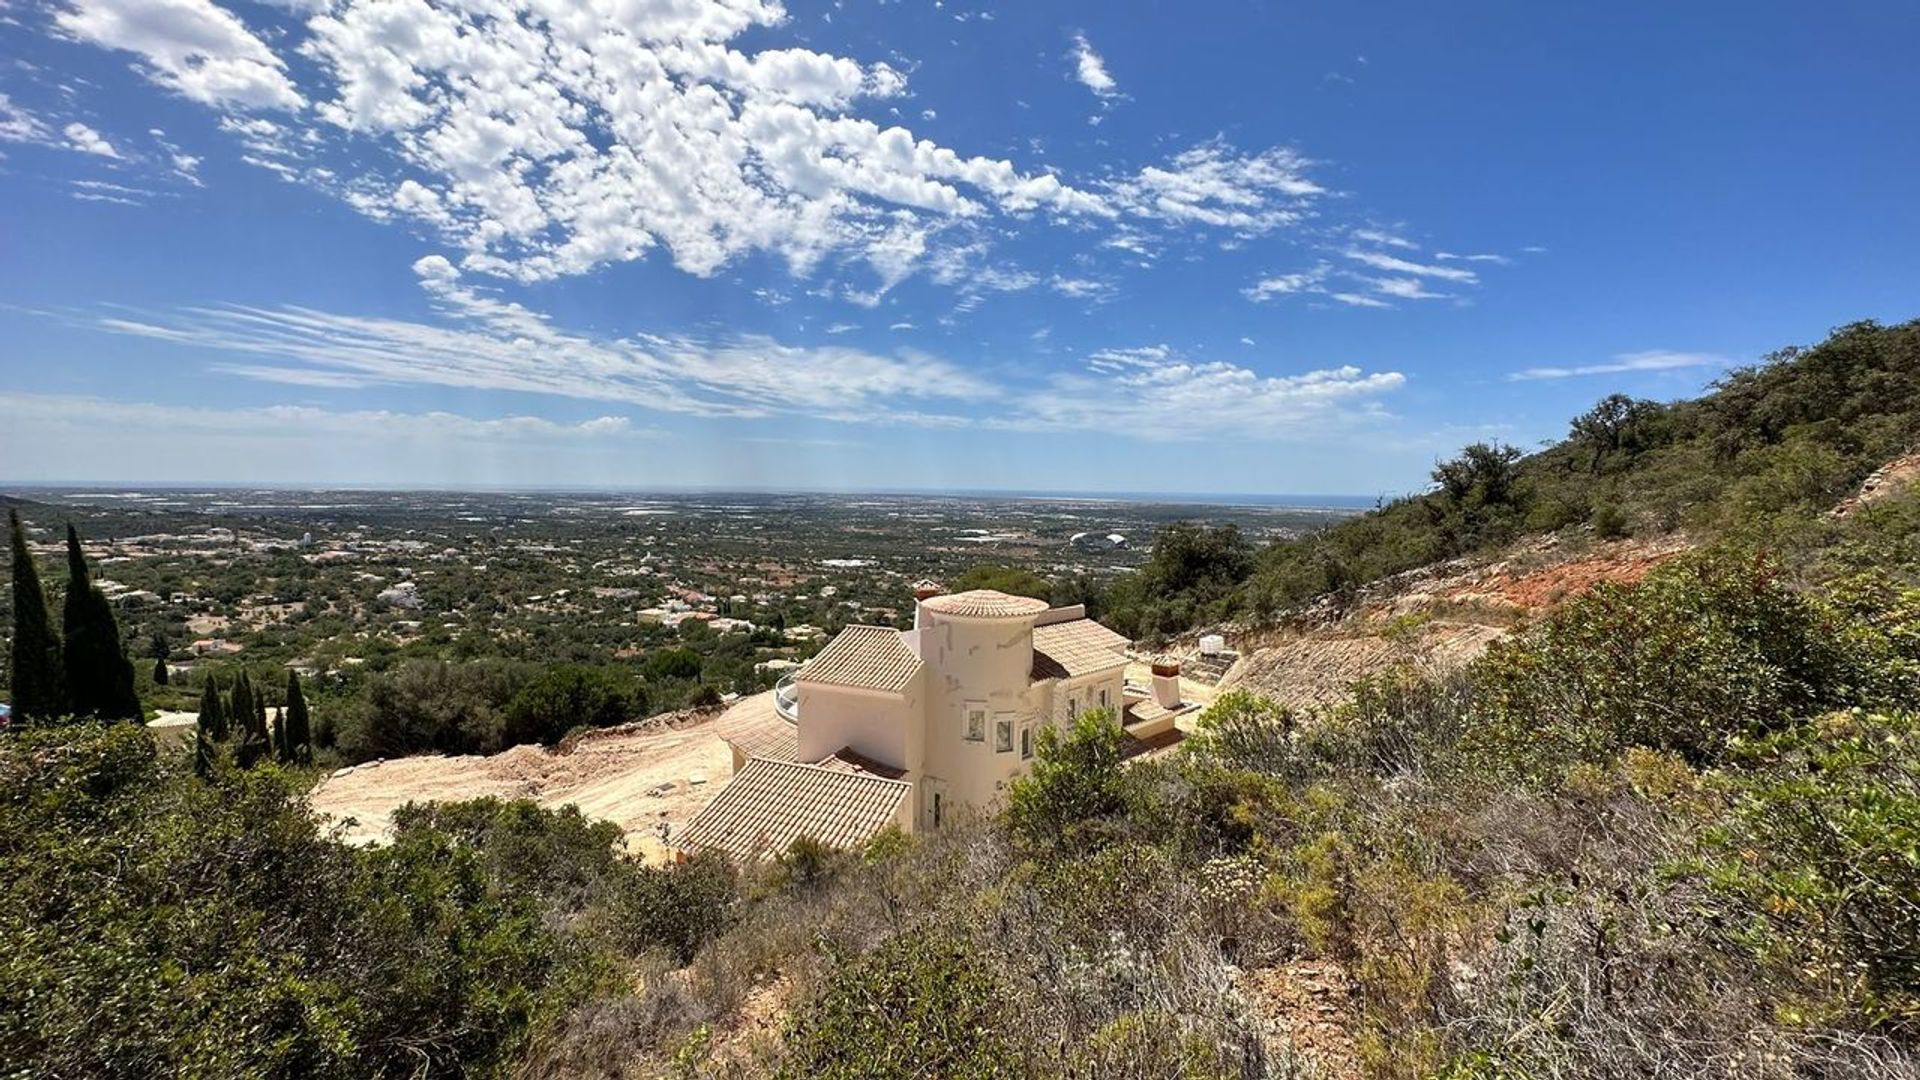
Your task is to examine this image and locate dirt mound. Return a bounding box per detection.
[1218,622,1501,711]
[309,706,735,862]
[1832,449,1920,517]
[1213,533,1690,712]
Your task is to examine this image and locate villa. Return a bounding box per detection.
[677,584,1196,860]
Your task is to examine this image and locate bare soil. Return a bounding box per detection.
[308,706,738,863]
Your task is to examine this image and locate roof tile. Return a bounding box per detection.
[677,757,911,860]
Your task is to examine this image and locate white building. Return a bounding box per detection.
[679,586,1193,860]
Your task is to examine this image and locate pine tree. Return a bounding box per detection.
[284,670,313,765]
[6,510,65,723]
[197,677,228,742]
[61,525,140,721]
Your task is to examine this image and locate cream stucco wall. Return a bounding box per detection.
[794,672,925,773]
[915,607,1044,813]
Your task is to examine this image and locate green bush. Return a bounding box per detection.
[1007,710,1127,851]
[777,932,1022,1080]
[1704,710,1920,1031]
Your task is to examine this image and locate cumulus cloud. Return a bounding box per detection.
[54,0,304,110]
[1509,350,1728,381]
[64,121,120,157]
[45,0,1355,299]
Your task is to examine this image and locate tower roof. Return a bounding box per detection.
[917,588,1050,619]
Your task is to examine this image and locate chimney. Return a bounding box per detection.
[911,580,944,631]
[1150,657,1183,710]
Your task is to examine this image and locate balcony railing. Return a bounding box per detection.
[773,671,801,724]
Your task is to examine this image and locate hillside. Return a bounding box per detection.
[1101,318,1920,640]
[5,318,1920,1079]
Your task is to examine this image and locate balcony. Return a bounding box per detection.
[773,671,801,724]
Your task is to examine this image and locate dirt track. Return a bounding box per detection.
[308,706,744,863]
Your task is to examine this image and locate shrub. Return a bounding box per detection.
[598,852,739,965]
[1704,710,1920,1031]
[500,664,642,747]
[777,932,1022,1080]
[1007,709,1127,850]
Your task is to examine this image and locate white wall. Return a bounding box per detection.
[795,673,925,772]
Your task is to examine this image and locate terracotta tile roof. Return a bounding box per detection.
[794,625,922,692]
[919,588,1050,619]
[1031,617,1131,679]
[712,694,799,762]
[812,746,908,780]
[677,757,911,860]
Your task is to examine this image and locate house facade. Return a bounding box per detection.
[679,585,1180,859]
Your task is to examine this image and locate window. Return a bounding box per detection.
[1099,687,1109,709]
[1020,724,1033,760]
[1068,696,1078,719]
[965,702,986,742]
[995,717,1013,753]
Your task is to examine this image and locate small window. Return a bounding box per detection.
[1020,725,1034,760]
[1098,687,1109,709]
[965,702,986,742]
[1068,697,1079,719]
[995,718,1013,753]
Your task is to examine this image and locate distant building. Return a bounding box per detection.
[1069,531,1129,552]
[679,585,1193,861]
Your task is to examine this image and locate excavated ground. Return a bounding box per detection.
[308,706,734,863]
[1211,532,1692,710]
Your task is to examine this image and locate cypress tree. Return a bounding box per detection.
[228,672,254,743]
[192,724,214,779]
[197,677,228,742]
[153,655,170,686]
[272,709,289,764]
[61,525,140,721]
[6,510,65,723]
[284,670,312,765]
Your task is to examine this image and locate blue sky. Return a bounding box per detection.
[1,0,1915,496]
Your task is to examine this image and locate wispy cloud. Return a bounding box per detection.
[1069,32,1121,105]
[1509,350,1728,381]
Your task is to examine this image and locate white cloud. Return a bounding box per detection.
[54,0,304,110]
[1048,274,1114,302]
[1509,350,1728,381]
[1329,291,1391,309]
[1342,248,1478,283]
[1370,276,1448,300]
[84,258,996,424]
[0,93,54,145]
[0,392,643,442]
[1109,141,1323,232]
[1434,251,1511,264]
[1351,228,1416,250]
[64,121,120,157]
[1069,32,1119,103]
[1243,263,1330,302]
[1001,345,1405,440]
